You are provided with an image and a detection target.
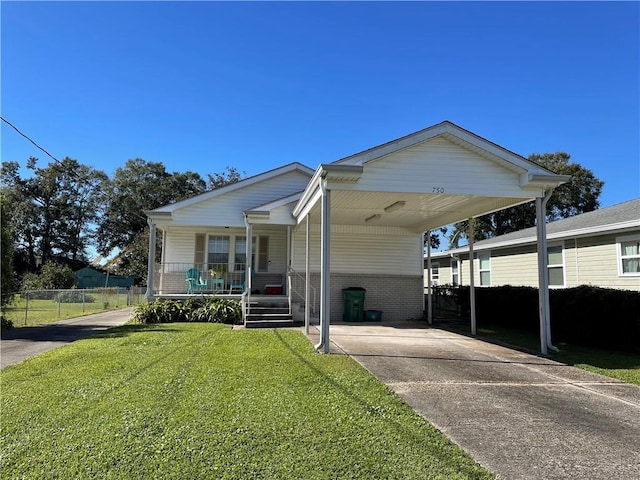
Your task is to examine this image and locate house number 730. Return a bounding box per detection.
[432,187,445,193]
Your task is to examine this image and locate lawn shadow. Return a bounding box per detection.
[273,329,476,458]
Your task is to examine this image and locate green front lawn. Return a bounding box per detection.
[1,324,493,479]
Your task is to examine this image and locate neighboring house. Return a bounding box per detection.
[145,121,569,352]
[426,198,640,291]
[74,266,135,289]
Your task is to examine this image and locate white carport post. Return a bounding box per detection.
[304,214,311,335]
[145,219,156,301]
[426,230,433,325]
[468,218,477,336]
[244,215,253,314]
[316,179,331,354]
[536,189,556,355]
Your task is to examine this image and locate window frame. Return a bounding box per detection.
[617,234,640,277]
[202,234,268,274]
[477,252,491,286]
[451,258,460,286]
[430,262,440,286]
[547,243,565,288]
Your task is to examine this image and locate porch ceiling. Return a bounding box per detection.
[304,190,530,233]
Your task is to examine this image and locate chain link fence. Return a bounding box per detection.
[1,287,146,327]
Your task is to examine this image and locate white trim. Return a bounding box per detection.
[617,234,640,277]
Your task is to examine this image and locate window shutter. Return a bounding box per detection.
[194,234,205,269]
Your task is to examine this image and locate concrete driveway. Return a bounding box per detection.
[1,308,134,369]
[311,321,640,480]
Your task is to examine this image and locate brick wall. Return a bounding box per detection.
[292,273,423,322]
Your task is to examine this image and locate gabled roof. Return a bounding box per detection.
[145,162,314,216]
[332,120,560,186]
[433,198,640,256]
[293,121,570,228]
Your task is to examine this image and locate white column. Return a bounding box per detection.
[317,180,331,354]
[286,226,291,293]
[536,196,550,355]
[426,231,433,324]
[145,219,157,301]
[245,218,253,304]
[468,218,476,335]
[305,214,311,335]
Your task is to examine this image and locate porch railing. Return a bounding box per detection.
[287,268,316,314]
[152,262,246,295]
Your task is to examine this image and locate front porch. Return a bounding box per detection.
[150,262,287,296]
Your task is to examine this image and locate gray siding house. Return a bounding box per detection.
[426,199,640,292]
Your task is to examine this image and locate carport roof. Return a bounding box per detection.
[292,121,570,232]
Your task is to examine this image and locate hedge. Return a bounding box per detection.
[454,285,640,352]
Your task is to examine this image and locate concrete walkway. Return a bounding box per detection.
[310,321,640,480]
[1,308,134,369]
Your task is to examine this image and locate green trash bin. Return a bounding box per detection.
[342,287,366,322]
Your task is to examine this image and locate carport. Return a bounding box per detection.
[292,121,569,354]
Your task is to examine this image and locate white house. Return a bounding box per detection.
[426,198,640,291]
[144,121,569,353]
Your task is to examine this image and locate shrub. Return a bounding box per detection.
[1,315,13,330]
[56,290,96,304]
[453,285,640,352]
[133,297,242,325]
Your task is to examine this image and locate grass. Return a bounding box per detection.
[1,323,493,479]
[472,325,640,386]
[2,292,143,327]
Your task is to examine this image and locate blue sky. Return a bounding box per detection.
[2,1,639,211]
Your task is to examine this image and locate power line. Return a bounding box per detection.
[1,116,60,164]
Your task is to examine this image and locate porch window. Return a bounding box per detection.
[618,235,640,276]
[547,245,565,286]
[207,236,229,270]
[478,252,491,286]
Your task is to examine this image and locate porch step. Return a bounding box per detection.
[245,313,299,329]
[244,296,298,328]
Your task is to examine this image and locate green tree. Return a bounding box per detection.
[37,261,77,289]
[1,195,17,304]
[447,152,604,247]
[19,261,76,291]
[1,157,108,269]
[207,166,245,190]
[96,159,207,279]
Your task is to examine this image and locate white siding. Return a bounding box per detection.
[171,171,311,227]
[337,137,538,199]
[291,224,422,275]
